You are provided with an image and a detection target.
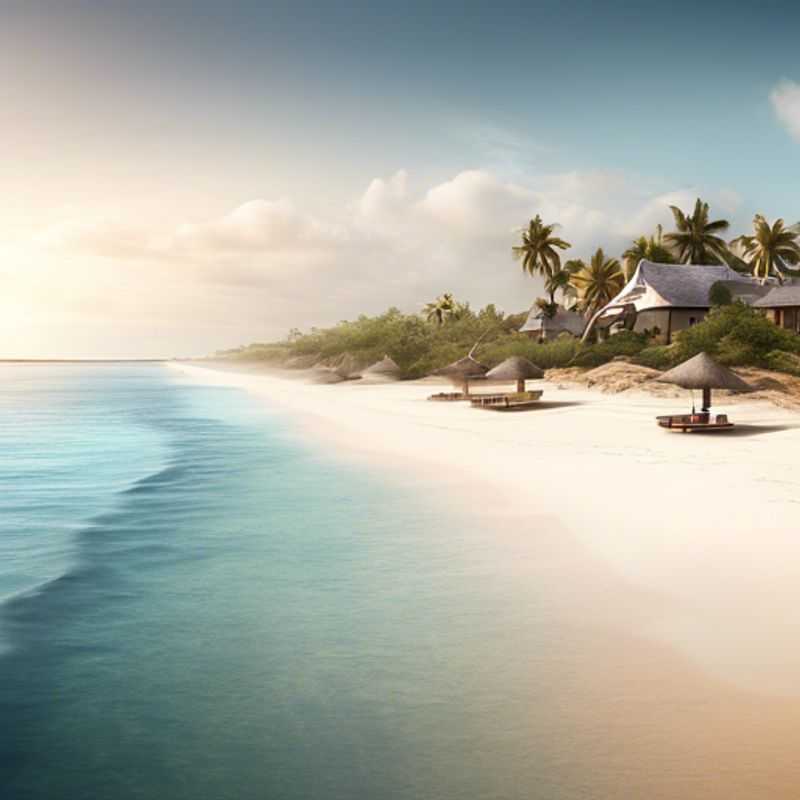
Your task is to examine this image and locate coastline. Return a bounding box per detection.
[168,362,800,794]
[171,362,800,690]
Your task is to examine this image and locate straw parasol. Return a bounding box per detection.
[363,355,401,378]
[657,352,753,411]
[433,355,488,395]
[485,356,544,393]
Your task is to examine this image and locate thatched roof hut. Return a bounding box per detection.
[363,355,401,379]
[657,352,752,410]
[486,356,544,393]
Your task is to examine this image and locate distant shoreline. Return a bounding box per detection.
[0,359,170,364]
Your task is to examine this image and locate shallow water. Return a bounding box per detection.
[2,364,800,799]
[0,365,565,799]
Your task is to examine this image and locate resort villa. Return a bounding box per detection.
[519,305,586,341]
[519,260,800,344]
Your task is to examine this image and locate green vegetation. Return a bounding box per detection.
[731,215,800,282]
[568,249,625,315]
[512,215,571,304]
[670,303,800,366]
[217,301,800,380]
[216,304,584,378]
[708,281,733,307]
[663,198,731,265]
[622,225,674,278]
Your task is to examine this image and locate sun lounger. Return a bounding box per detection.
[428,392,469,402]
[656,413,734,432]
[470,390,542,407]
[475,390,543,411]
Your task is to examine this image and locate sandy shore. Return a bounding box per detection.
[172,362,800,795]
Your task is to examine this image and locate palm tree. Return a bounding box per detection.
[543,262,580,307]
[730,215,800,283]
[663,198,731,264]
[424,293,456,326]
[512,215,571,283]
[622,224,675,278]
[569,249,625,315]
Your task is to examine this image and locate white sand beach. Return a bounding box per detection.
[174,362,800,796]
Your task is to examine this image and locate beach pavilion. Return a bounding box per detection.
[433,355,489,396]
[485,356,544,393]
[655,351,753,431]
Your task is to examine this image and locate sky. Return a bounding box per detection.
[4,0,800,358]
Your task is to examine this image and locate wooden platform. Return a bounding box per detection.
[474,390,543,411]
[428,392,468,402]
[656,414,734,432]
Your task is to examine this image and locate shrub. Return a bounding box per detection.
[708,281,733,307]
[635,345,677,370]
[765,350,800,377]
[569,330,650,368]
[674,303,800,365]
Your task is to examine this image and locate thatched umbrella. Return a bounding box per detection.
[657,352,753,411]
[485,356,544,393]
[433,355,488,395]
[363,355,401,378]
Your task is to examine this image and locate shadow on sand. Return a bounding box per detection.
[680,423,800,438]
[480,400,586,413]
[534,401,585,411]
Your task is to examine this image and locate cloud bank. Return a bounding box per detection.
[30,167,742,354]
[771,79,800,142]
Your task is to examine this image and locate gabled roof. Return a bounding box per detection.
[598,260,754,318]
[752,283,800,308]
[519,305,585,336]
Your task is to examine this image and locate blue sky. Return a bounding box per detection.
[3,0,800,356]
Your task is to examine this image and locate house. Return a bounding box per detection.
[752,285,800,334]
[519,305,586,341]
[582,260,760,343]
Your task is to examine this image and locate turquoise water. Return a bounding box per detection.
[0,364,587,799]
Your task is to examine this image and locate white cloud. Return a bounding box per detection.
[418,170,534,235]
[356,170,409,222]
[770,79,800,142]
[171,198,349,254]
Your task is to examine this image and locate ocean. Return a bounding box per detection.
[1,364,579,799]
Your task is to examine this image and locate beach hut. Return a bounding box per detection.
[362,355,402,379]
[519,305,586,340]
[581,260,756,344]
[655,351,753,431]
[485,356,544,393]
[432,355,488,396]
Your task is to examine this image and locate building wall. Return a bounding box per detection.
[632,309,670,343]
[670,309,707,340]
[632,308,707,343]
[770,307,800,333]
